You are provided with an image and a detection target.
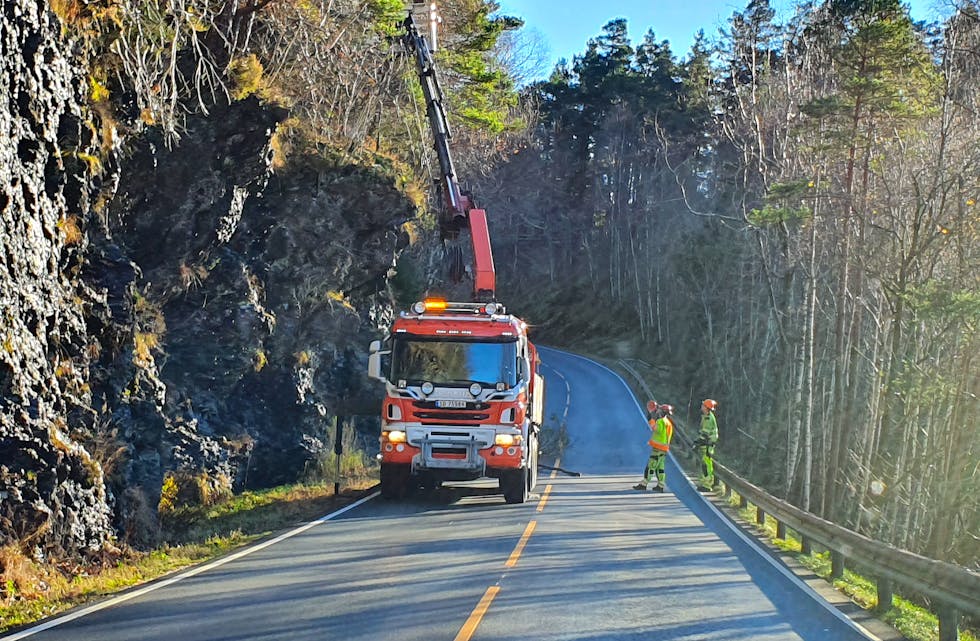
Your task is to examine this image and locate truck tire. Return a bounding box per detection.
[502,467,529,504]
[380,464,411,500]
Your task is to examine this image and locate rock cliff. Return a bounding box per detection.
[1,0,114,556]
[1,0,414,555]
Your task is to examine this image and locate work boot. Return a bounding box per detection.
[652,485,665,493]
[633,483,647,490]
[696,485,711,492]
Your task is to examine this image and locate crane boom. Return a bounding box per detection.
[403,3,496,302]
[368,5,542,506]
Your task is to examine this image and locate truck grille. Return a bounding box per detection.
[413,401,489,410]
[431,447,467,458]
[412,401,490,424]
[415,411,490,422]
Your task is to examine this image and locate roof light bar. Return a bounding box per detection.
[425,298,447,311]
[412,298,447,314]
[409,299,506,316]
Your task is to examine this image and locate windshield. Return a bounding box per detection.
[390,337,519,388]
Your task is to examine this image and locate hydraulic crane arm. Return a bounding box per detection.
[403,3,496,302]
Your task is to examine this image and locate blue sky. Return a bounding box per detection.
[494,0,951,77]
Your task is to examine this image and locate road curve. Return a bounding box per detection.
[1,347,877,641]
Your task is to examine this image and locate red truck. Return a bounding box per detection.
[368,299,544,502]
[367,4,544,503]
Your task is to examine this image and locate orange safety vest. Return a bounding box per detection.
[648,417,673,452]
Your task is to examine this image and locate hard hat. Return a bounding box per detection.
[702,399,718,411]
[660,404,674,415]
[646,400,658,413]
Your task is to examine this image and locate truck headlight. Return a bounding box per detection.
[385,430,408,443]
[494,433,522,446]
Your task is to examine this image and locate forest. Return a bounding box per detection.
[482,0,979,568]
[0,0,976,596]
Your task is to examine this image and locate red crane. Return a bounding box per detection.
[402,2,496,302]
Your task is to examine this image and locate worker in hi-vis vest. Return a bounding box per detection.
[695,399,719,491]
[634,401,674,492]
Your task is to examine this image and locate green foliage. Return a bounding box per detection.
[253,349,268,372]
[767,180,814,200]
[904,281,980,321]
[158,474,179,512]
[157,471,233,513]
[434,3,522,134]
[748,205,812,226]
[228,54,265,101]
[88,76,110,102]
[368,0,406,36]
[304,450,374,485]
[748,180,818,226]
[800,95,847,118]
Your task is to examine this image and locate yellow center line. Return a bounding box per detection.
[505,520,537,568]
[455,517,540,640]
[453,585,500,641]
[536,484,553,512]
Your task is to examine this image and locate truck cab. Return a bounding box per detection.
[369,299,544,503]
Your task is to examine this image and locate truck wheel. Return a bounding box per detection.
[502,467,529,504]
[380,464,410,500]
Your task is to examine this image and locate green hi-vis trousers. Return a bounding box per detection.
[644,450,667,486]
[698,443,716,487]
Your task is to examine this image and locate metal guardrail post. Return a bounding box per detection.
[938,606,959,641]
[712,461,980,637]
[333,415,342,496]
[831,550,845,580]
[876,577,892,612]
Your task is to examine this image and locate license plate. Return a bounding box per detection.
[436,400,467,409]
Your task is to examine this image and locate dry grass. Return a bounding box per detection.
[132,332,159,366]
[0,480,376,634]
[57,215,84,245]
[0,540,242,632]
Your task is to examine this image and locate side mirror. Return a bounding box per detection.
[368,352,383,380]
[368,340,390,381]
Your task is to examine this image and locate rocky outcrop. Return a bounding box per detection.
[0,0,114,556]
[2,1,416,555]
[94,104,414,534]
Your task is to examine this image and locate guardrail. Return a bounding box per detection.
[616,359,980,641]
[715,463,980,641]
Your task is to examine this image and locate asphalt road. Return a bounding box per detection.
[2,347,877,641]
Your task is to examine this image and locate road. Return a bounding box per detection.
[2,347,877,641]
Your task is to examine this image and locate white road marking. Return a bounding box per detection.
[539,357,571,421]
[0,492,379,641]
[685,480,883,640]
